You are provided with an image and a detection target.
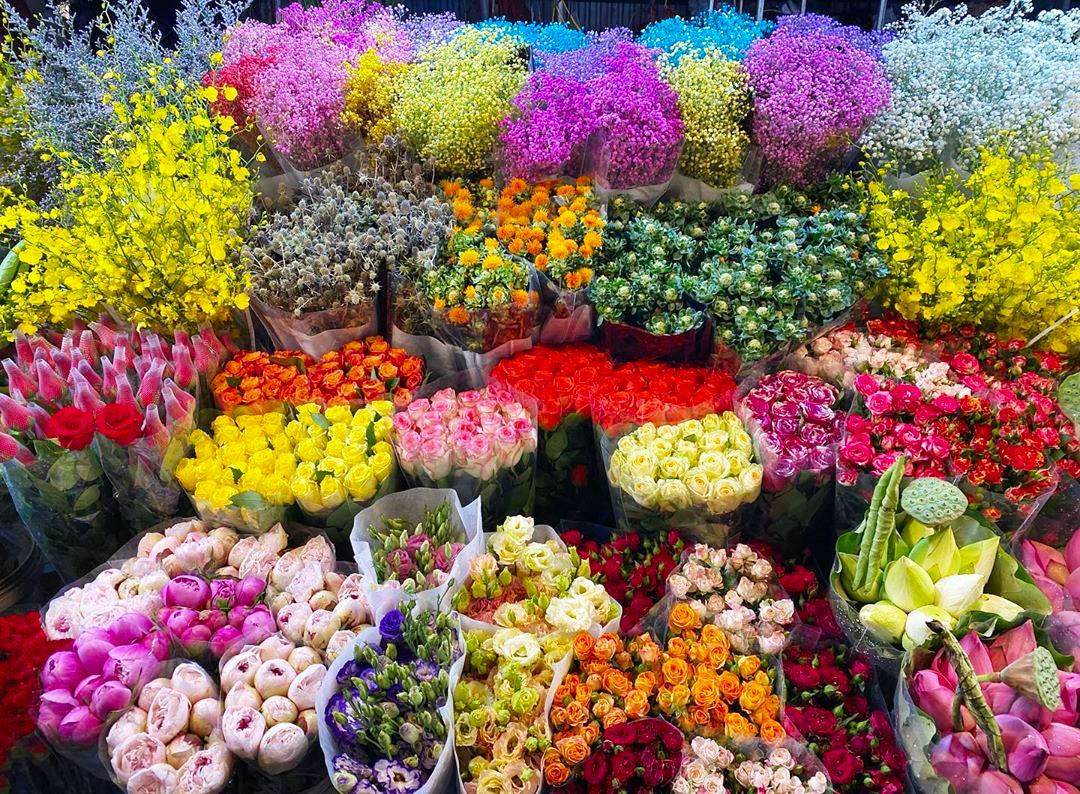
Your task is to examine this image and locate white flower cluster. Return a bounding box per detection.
[675,738,829,794]
[863,0,1080,172]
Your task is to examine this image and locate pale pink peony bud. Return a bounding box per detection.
[220,648,262,694]
[106,707,148,753]
[286,664,326,712]
[303,610,340,651]
[222,705,265,760]
[256,722,308,774]
[258,635,295,663]
[253,659,296,700]
[275,603,311,645]
[227,537,259,570]
[172,663,217,705]
[166,733,202,769]
[287,647,321,674]
[296,709,318,738]
[224,683,262,711]
[325,630,357,663]
[126,762,178,794]
[174,746,232,794]
[260,695,297,728]
[110,732,167,785]
[190,698,223,738]
[146,687,191,744]
[138,679,174,712]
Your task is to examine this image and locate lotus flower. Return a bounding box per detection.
[1065,532,1080,574]
[1030,777,1080,794]
[1043,723,1080,779]
[912,669,972,733]
[990,622,1039,672]
[859,601,907,643]
[930,732,985,789]
[1023,542,1069,586]
[978,715,1049,782]
[979,682,1017,716]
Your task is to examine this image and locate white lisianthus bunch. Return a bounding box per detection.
[607,412,762,515]
[863,0,1080,173]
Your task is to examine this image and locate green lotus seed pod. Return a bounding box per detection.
[1059,373,1080,424]
[901,477,969,526]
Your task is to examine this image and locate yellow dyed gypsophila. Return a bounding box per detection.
[869,147,1080,352]
[607,412,763,515]
[341,50,410,144]
[285,401,395,517]
[0,70,254,336]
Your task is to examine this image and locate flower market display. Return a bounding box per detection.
[2,0,1080,793]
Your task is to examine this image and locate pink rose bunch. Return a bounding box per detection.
[914,622,1080,793]
[37,612,169,749]
[392,384,537,483]
[738,370,841,492]
[665,543,795,654]
[219,634,326,774]
[105,663,233,794]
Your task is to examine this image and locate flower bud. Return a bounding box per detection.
[254,659,297,699]
[225,683,263,711]
[858,601,908,644]
[884,557,935,612]
[261,695,298,727]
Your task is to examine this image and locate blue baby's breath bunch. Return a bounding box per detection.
[640,8,772,64]
[1,0,246,166]
[862,0,1080,173]
[474,19,590,54]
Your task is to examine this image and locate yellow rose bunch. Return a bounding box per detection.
[0,70,254,336]
[869,147,1080,352]
[607,412,762,515]
[286,401,395,518]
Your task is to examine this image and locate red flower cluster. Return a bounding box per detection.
[782,641,906,794]
[561,528,684,631]
[0,612,67,772]
[557,718,682,794]
[211,337,425,411]
[41,403,145,451]
[201,51,278,131]
[491,344,616,431]
[749,543,841,639]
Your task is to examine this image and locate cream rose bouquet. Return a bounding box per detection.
[604,412,763,543]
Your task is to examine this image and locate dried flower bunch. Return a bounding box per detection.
[243,136,454,316]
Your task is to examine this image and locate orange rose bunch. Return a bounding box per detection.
[211,337,424,413]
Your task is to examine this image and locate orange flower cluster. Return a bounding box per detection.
[210,337,424,412]
[544,604,784,786]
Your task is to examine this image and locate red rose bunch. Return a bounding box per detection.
[560,527,684,631]
[556,718,683,794]
[590,361,736,436]
[0,612,68,775]
[211,336,425,412]
[782,640,906,794]
[40,403,146,451]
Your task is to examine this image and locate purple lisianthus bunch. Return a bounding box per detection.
[500,41,683,188]
[774,13,894,60]
[744,30,890,186]
[738,369,842,492]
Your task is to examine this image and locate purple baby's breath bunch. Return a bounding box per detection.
[533,29,632,79]
[774,13,894,60]
[500,41,684,188]
[399,12,463,56]
[744,30,890,187]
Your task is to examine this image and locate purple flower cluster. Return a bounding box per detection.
[399,12,463,56]
[534,28,634,79]
[739,370,841,492]
[774,13,894,60]
[500,42,684,188]
[744,30,890,186]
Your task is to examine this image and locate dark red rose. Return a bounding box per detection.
[784,707,806,736]
[850,659,872,680]
[870,710,895,741]
[881,781,904,794]
[601,557,622,580]
[786,663,821,690]
[561,530,583,548]
[823,749,863,785]
[820,666,850,695]
[850,734,872,755]
[642,756,664,788]
[627,591,653,620]
[880,742,906,771]
[42,406,96,450]
[635,719,659,744]
[843,695,868,715]
[779,565,818,596]
[583,751,609,785]
[612,749,638,782]
[659,720,683,752]
[95,402,145,446]
[604,722,638,746]
[803,706,838,736]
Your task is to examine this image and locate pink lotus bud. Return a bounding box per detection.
[1065,532,1080,576]
[287,646,321,674]
[990,622,1039,672]
[105,706,148,753]
[108,612,154,644]
[191,335,216,375]
[234,576,266,608]
[100,356,121,399]
[257,722,308,774]
[104,645,159,690]
[77,329,98,365]
[912,669,972,734]
[1043,723,1080,779]
[41,651,87,691]
[931,732,987,788]
[33,358,66,402]
[57,704,103,747]
[3,359,34,398]
[253,659,296,699]
[276,603,311,645]
[172,662,217,703]
[36,689,80,739]
[171,344,197,390]
[163,379,196,425]
[1031,777,1080,794]
[180,624,213,651]
[74,674,103,704]
[166,734,202,769]
[1066,569,1080,610]
[211,626,244,659]
[1033,574,1067,612]
[1024,542,1070,587]
[51,349,72,379]
[222,705,265,759]
[0,393,32,430]
[225,683,262,711]
[146,686,191,744]
[164,576,211,610]
[70,368,104,413]
[138,678,173,712]
[983,682,1019,714]
[13,331,32,367]
[190,697,223,738]
[978,715,1049,782]
[110,732,167,785]
[241,608,276,647]
[978,771,1025,794]
[74,627,117,674]
[1010,697,1053,731]
[286,663,325,711]
[90,680,133,720]
[258,635,295,663]
[90,320,119,350]
[0,431,35,464]
[260,695,297,728]
[137,359,166,410]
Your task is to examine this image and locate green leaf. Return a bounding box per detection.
[311,412,330,431]
[0,241,25,294]
[47,455,79,491]
[545,428,568,461]
[269,354,307,373]
[230,490,269,510]
[225,376,241,388]
[314,469,331,485]
[72,484,101,513]
[385,378,400,393]
[366,420,377,450]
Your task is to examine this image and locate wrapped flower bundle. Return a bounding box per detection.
[548,717,684,793]
[157,574,274,661]
[211,337,424,413]
[785,316,934,388]
[0,611,60,781]
[675,740,829,794]
[366,500,464,593]
[451,515,619,633]
[104,662,233,794]
[391,383,537,525]
[604,412,762,540]
[454,627,568,794]
[667,544,796,654]
[638,8,773,62]
[491,345,616,522]
[324,608,458,794]
[744,30,890,186]
[560,527,685,632]
[219,634,327,774]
